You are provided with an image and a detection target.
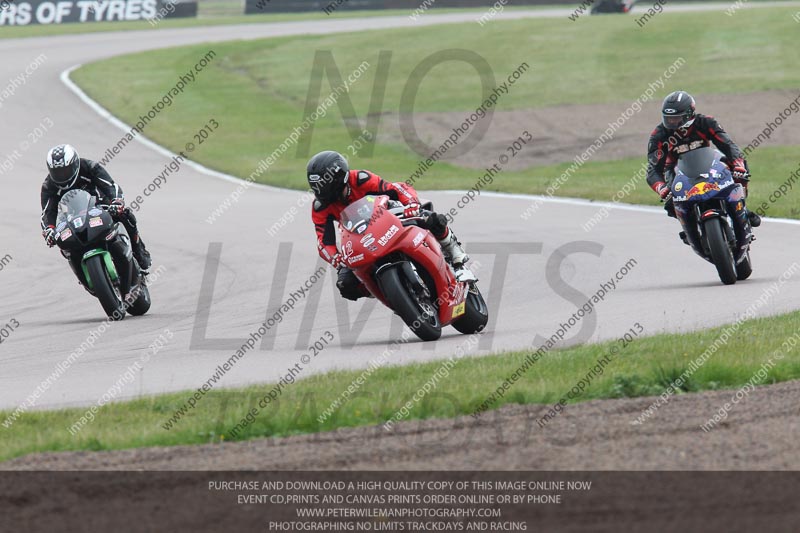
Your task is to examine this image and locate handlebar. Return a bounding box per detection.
[96,204,130,215]
[388,205,431,220]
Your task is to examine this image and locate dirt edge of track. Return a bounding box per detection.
[5,378,800,470]
[388,89,800,170]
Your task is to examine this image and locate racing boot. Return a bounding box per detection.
[437,228,468,267]
[747,210,761,227]
[738,180,761,227]
[336,266,371,301]
[133,236,152,272]
[732,213,754,264]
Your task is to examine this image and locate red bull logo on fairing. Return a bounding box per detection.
[686,181,720,199]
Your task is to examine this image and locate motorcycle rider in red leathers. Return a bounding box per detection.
[307,150,468,301]
[646,91,760,259]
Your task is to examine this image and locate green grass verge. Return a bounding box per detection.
[71,9,800,218]
[2,310,800,462]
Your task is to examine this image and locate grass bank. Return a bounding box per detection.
[3,310,799,462]
[71,9,800,218]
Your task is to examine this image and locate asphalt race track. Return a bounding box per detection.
[1,4,800,412]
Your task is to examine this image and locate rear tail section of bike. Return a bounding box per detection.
[451,273,489,335]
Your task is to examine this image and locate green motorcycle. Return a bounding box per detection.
[54,189,151,320]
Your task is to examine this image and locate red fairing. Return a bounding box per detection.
[311,169,420,265]
[341,196,467,327]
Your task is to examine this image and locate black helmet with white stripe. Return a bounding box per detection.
[46,144,80,189]
[661,91,696,131]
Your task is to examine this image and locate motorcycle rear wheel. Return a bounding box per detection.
[736,251,753,281]
[452,285,489,334]
[127,282,152,316]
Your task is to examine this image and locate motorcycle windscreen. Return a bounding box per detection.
[675,147,720,180]
[56,189,95,230]
[340,196,379,235]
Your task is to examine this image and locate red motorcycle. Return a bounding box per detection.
[340,195,488,341]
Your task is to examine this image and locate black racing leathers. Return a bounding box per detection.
[647,114,754,258]
[41,158,151,270]
[646,114,744,190]
[40,158,122,229]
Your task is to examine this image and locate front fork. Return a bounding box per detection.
[81,249,120,291]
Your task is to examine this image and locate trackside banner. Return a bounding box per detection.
[0,0,198,25]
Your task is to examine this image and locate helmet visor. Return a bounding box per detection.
[309,167,345,205]
[663,114,687,130]
[310,182,333,206]
[49,159,79,187]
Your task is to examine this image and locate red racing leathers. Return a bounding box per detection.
[312,169,418,265]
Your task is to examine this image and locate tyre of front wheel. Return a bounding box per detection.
[85,255,126,320]
[378,266,441,341]
[704,218,737,285]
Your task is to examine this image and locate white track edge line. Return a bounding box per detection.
[60,64,286,193]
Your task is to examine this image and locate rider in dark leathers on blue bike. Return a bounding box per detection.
[646,91,760,259]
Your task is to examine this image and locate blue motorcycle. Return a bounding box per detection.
[669,148,753,285]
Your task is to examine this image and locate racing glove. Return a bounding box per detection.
[652,181,670,200]
[330,253,344,269]
[730,158,748,180]
[403,203,421,218]
[108,198,125,216]
[42,225,56,247]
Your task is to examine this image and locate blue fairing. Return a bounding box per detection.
[671,154,735,204]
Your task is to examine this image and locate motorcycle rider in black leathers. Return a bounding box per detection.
[41,144,152,278]
[646,91,760,259]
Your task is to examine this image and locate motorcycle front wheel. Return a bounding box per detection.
[85,255,126,320]
[704,217,737,285]
[378,265,441,341]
